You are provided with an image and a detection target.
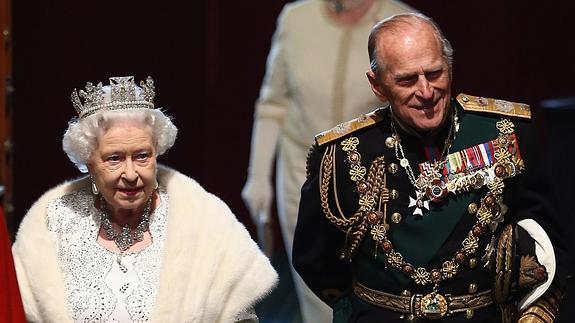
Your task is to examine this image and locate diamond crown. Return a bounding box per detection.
[71,76,155,119]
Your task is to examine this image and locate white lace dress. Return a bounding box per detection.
[46,188,168,323]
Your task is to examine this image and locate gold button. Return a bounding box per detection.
[467,203,478,214]
[461,95,469,102]
[468,283,478,294]
[466,308,474,319]
[348,151,360,163]
[385,136,395,148]
[387,163,398,174]
[391,212,402,224]
[469,258,478,269]
[390,189,399,200]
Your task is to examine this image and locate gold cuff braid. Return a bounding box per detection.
[494,224,514,303]
[517,285,564,323]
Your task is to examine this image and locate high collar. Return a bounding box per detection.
[390,100,456,148]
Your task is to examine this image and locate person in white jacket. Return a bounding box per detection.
[241,0,415,322]
[13,76,278,322]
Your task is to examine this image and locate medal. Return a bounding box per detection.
[425,178,448,203]
[391,106,459,217]
[409,191,429,216]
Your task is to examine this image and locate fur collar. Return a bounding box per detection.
[13,165,278,322]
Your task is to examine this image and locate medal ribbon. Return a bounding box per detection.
[419,134,520,180]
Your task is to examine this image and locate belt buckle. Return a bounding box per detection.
[419,292,448,319]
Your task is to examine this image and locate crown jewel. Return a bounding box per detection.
[71,76,155,119]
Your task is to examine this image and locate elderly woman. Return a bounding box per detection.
[12,76,277,322]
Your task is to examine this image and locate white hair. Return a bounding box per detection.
[62,109,178,173]
[368,13,454,75]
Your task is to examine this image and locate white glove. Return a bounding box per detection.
[242,176,275,257]
[241,116,282,225]
[241,176,274,225]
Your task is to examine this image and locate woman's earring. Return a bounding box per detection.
[91,177,99,195]
[154,180,159,190]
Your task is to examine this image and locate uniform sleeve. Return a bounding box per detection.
[242,5,293,223]
[493,119,569,318]
[292,143,352,307]
[254,5,291,122]
[512,119,570,288]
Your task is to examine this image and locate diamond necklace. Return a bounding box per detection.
[390,106,458,215]
[99,196,152,252]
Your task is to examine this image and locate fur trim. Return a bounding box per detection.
[13,166,278,322]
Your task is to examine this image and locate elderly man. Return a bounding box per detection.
[293,13,566,322]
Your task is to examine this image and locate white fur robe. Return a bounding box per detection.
[12,165,278,322]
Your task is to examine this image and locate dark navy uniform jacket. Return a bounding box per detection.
[293,94,568,322]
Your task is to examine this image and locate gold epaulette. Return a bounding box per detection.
[315,108,385,146]
[457,93,531,119]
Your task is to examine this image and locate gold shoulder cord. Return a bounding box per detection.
[319,137,389,259]
[319,143,361,228]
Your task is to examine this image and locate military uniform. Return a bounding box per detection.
[293,94,565,322]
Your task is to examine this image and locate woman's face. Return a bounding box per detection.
[88,122,157,216]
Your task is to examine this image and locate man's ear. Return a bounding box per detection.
[366,69,388,103]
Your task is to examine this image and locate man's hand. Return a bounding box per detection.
[242,177,275,257]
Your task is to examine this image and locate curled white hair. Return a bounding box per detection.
[62,109,178,173]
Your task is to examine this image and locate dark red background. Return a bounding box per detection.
[11,0,574,230]
[9,0,575,319]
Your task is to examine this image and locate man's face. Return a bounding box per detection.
[367,25,452,131]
